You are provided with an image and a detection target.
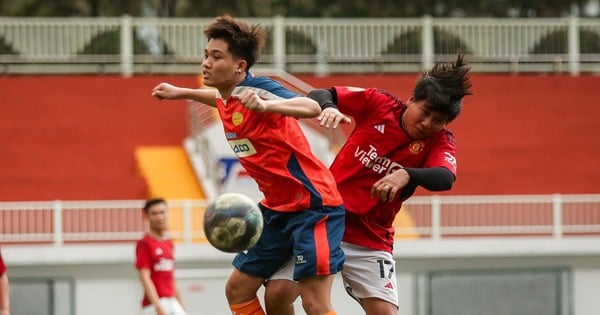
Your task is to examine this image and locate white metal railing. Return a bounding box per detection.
[0,194,598,246]
[396,194,600,239]
[1,16,600,75]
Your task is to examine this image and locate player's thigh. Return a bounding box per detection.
[232,207,293,279]
[362,297,398,315]
[269,258,295,282]
[265,258,299,309]
[289,205,345,280]
[341,243,399,309]
[226,268,267,303]
[298,273,335,298]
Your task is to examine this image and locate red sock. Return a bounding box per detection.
[230,297,265,315]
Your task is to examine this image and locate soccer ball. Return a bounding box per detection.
[203,193,264,253]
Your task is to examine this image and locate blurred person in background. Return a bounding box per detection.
[136,198,187,315]
[0,245,10,315]
[264,54,473,315]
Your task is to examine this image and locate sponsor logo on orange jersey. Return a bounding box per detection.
[232,112,244,126]
[228,138,257,157]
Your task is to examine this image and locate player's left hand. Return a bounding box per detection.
[371,169,409,202]
[234,90,267,112]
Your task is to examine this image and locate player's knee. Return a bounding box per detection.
[265,280,298,304]
[299,291,330,314]
[300,298,332,315]
[225,277,247,303]
[225,272,264,304]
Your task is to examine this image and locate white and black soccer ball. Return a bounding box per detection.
[203,193,264,253]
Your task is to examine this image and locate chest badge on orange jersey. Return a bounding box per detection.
[232,112,244,126]
[408,141,425,154]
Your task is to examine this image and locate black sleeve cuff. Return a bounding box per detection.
[308,88,337,110]
[404,167,455,191]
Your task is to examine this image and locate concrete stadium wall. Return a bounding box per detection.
[4,241,600,315]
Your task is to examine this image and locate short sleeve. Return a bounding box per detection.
[135,239,151,270]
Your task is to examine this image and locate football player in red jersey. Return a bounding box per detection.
[151,15,345,315]
[136,198,187,315]
[0,245,10,315]
[264,54,473,315]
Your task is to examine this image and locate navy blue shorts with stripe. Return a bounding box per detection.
[232,203,345,281]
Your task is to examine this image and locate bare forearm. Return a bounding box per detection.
[153,82,217,107]
[0,274,9,314]
[139,271,161,307]
[174,286,186,311]
[178,88,218,106]
[263,97,320,118]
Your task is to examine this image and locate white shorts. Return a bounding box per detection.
[142,297,187,315]
[269,258,296,281]
[340,242,399,308]
[269,242,399,308]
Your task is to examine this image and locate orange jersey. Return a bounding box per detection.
[216,74,342,211]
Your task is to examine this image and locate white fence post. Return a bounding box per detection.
[53,200,63,246]
[431,195,442,240]
[273,15,286,72]
[421,15,434,71]
[552,193,563,238]
[183,199,193,244]
[568,16,580,76]
[120,15,133,77]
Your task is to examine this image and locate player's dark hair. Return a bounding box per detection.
[204,15,266,70]
[143,198,166,214]
[412,53,473,122]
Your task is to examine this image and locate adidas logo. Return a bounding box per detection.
[374,124,385,133]
[384,281,394,289]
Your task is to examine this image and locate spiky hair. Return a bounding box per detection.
[412,54,474,121]
[204,15,266,70]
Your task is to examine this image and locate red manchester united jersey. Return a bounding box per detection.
[331,86,457,253]
[135,234,176,307]
[216,74,342,211]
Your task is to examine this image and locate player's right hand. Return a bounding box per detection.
[151,82,179,100]
[155,304,167,315]
[234,90,267,112]
[317,107,351,128]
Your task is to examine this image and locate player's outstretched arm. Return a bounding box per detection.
[235,90,321,118]
[307,89,351,128]
[152,83,218,107]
